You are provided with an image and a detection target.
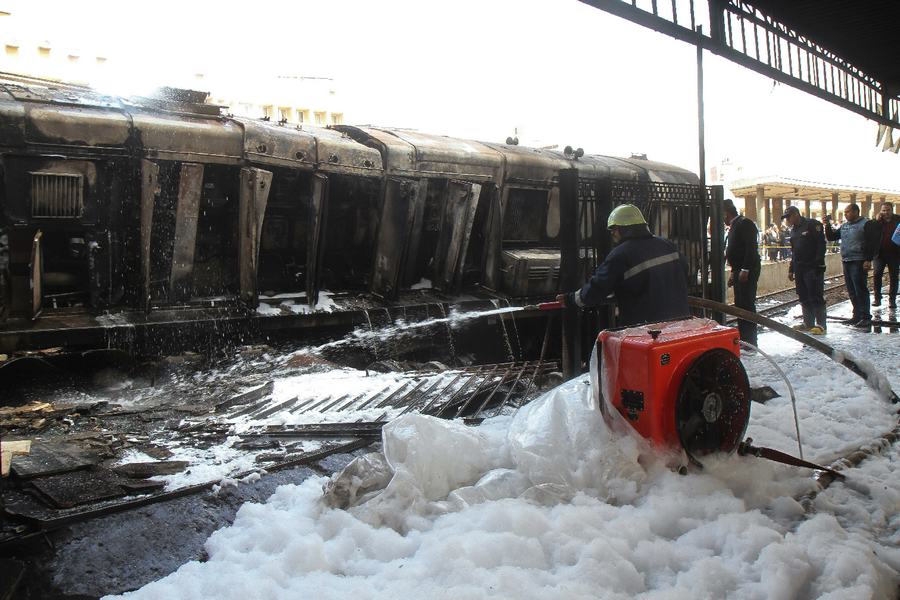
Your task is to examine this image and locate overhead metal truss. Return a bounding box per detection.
[578,0,900,131]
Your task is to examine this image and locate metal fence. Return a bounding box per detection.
[571,176,726,304]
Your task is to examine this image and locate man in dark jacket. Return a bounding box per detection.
[783,206,827,334]
[825,203,879,327]
[724,200,761,346]
[872,202,899,309]
[557,204,690,327]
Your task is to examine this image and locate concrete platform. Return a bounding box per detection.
[726,252,843,301]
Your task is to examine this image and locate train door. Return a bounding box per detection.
[370,177,427,299]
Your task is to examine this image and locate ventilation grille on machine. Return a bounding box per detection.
[30,172,84,218]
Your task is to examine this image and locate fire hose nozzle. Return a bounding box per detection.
[538,301,563,310]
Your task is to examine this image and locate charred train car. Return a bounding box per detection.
[0,85,720,360]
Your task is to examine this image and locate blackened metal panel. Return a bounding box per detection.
[134,113,243,164]
[242,119,318,170]
[0,226,9,322]
[140,159,159,314]
[30,230,42,320]
[452,183,483,291]
[24,104,129,149]
[370,178,422,299]
[481,186,502,291]
[314,128,384,177]
[169,163,204,303]
[239,168,273,308]
[306,173,328,307]
[433,181,479,292]
[400,178,429,289]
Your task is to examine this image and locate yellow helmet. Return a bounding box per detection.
[607,204,647,229]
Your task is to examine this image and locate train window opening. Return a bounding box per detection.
[501,188,550,246]
[191,165,240,300]
[257,169,314,296]
[458,184,495,287]
[321,174,380,292]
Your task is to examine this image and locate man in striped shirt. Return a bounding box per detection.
[557,204,690,327]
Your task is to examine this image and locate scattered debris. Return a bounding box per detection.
[111,461,190,479]
[750,385,781,404]
[1,440,31,477]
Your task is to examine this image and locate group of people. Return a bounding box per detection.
[555,200,900,344]
[762,224,791,262]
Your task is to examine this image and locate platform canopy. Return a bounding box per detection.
[578,0,900,132]
[728,175,900,224]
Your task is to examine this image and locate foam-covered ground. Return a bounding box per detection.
[103,300,900,600]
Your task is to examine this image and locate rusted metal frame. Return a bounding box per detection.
[139,159,159,313]
[306,173,329,307]
[490,362,530,416]
[451,365,499,419]
[251,396,302,420]
[433,372,482,418]
[323,393,360,412]
[288,397,319,414]
[239,168,273,308]
[413,373,464,416]
[306,394,346,413]
[471,365,517,417]
[334,385,391,412]
[400,374,459,415]
[360,380,410,411]
[8,439,372,537]
[168,163,204,303]
[384,377,433,411]
[242,423,386,438]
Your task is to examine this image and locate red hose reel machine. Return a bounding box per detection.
[535,302,840,475]
[596,318,751,468]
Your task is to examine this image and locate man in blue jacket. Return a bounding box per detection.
[824,203,879,327]
[783,206,827,334]
[556,204,690,327]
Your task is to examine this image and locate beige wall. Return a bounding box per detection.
[725,253,843,302]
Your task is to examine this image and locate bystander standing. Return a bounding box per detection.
[724,200,761,346]
[783,206,827,334]
[872,203,899,309]
[824,203,879,327]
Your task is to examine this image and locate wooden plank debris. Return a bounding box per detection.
[10,441,99,478]
[111,461,189,479]
[1,440,31,477]
[30,470,125,508]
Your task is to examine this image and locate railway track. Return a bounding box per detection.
[726,273,881,323]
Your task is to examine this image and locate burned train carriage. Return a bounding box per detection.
[0,85,716,357]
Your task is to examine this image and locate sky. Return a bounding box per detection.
[68,297,899,600]
[3,0,898,188]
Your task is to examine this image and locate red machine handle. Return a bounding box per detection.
[538,301,563,310]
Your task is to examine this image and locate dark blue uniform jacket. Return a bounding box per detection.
[565,233,690,326]
[788,217,827,275]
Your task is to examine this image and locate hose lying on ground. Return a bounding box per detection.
[688,296,899,404]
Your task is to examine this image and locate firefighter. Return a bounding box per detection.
[556,204,690,326]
